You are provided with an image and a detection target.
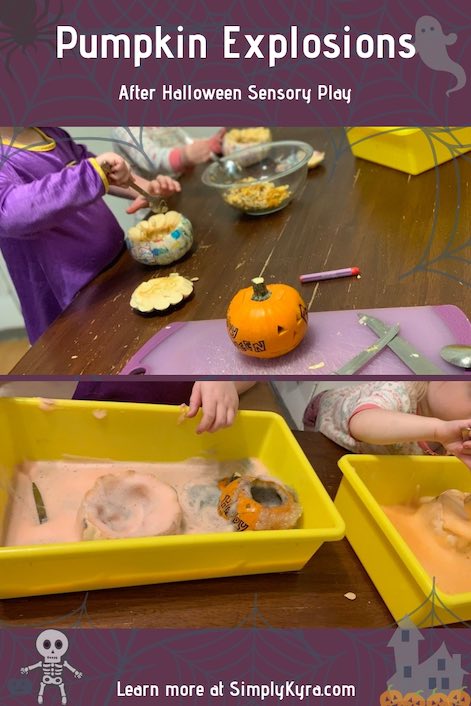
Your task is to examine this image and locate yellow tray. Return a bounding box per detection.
[346,127,471,175]
[0,397,344,599]
[335,454,471,626]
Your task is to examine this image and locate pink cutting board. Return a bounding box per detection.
[120,305,471,376]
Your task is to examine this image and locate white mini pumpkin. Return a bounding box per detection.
[126,211,193,266]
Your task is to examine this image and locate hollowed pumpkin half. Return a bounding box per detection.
[226,277,308,359]
[126,211,193,266]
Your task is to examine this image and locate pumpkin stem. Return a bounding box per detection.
[251,277,271,301]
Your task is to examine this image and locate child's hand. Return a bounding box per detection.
[184,129,226,165]
[435,419,471,469]
[126,175,181,214]
[186,382,239,434]
[96,153,132,186]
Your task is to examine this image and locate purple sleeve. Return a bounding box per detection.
[0,160,106,239]
[47,127,94,161]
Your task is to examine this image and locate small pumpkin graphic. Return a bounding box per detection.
[426,691,450,706]
[449,689,470,706]
[403,692,426,706]
[226,277,308,359]
[127,211,193,266]
[379,686,403,706]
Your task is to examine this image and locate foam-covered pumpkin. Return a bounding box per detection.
[126,211,193,266]
[449,689,470,706]
[226,277,308,359]
[379,687,403,706]
[130,273,193,314]
[402,693,425,706]
[426,692,449,706]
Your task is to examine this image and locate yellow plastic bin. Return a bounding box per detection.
[0,397,344,599]
[346,126,471,175]
[335,454,471,626]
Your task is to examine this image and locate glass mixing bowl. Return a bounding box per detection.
[201,140,313,216]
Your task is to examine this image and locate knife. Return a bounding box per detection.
[334,324,400,375]
[357,313,443,374]
[32,482,47,524]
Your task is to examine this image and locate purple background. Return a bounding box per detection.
[0,0,470,125]
[1,628,471,706]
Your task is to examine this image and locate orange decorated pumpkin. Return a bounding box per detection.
[403,692,426,706]
[226,277,308,359]
[379,686,403,706]
[426,692,449,706]
[448,689,470,706]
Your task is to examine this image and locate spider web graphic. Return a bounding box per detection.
[2,591,471,706]
[0,0,469,124]
[343,126,471,288]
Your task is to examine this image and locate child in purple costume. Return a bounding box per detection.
[0,127,180,342]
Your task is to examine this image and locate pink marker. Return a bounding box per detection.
[299,267,360,283]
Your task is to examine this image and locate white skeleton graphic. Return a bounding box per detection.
[20,629,82,705]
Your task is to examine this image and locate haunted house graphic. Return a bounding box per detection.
[388,621,468,697]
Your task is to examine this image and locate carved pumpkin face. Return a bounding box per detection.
[426,694,449,706]
[227,277,308,359]
[403,693,426,706]
[449,690,470,706]
[379,688,403,706]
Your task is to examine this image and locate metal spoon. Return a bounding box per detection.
[127,176,168,214]
[440,344,471,369]
[101,161,167,213]
[210,153,243,180]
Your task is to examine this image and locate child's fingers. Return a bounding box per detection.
[196,407,216,434]
[187,385,202,419]
[126,197,146,214]
[226,407,236,428]
[159,177,180,193]
[204,403,228,434]
[185,403,199,419]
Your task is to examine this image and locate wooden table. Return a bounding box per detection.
[11,127,471,374]
[0,432,396,629]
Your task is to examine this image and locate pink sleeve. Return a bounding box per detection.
[168,147,186,172]
[348,403,382,423]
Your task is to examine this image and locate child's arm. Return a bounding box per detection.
[0,154,128,238]
[349,409,443,445]
[181,129,226,167]
[350,409,471,467]
[186,381,255,434]
[112,127,225,176]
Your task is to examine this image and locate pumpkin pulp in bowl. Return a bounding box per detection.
[201,140,313,215]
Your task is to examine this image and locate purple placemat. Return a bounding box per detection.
[120,305,471,376]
